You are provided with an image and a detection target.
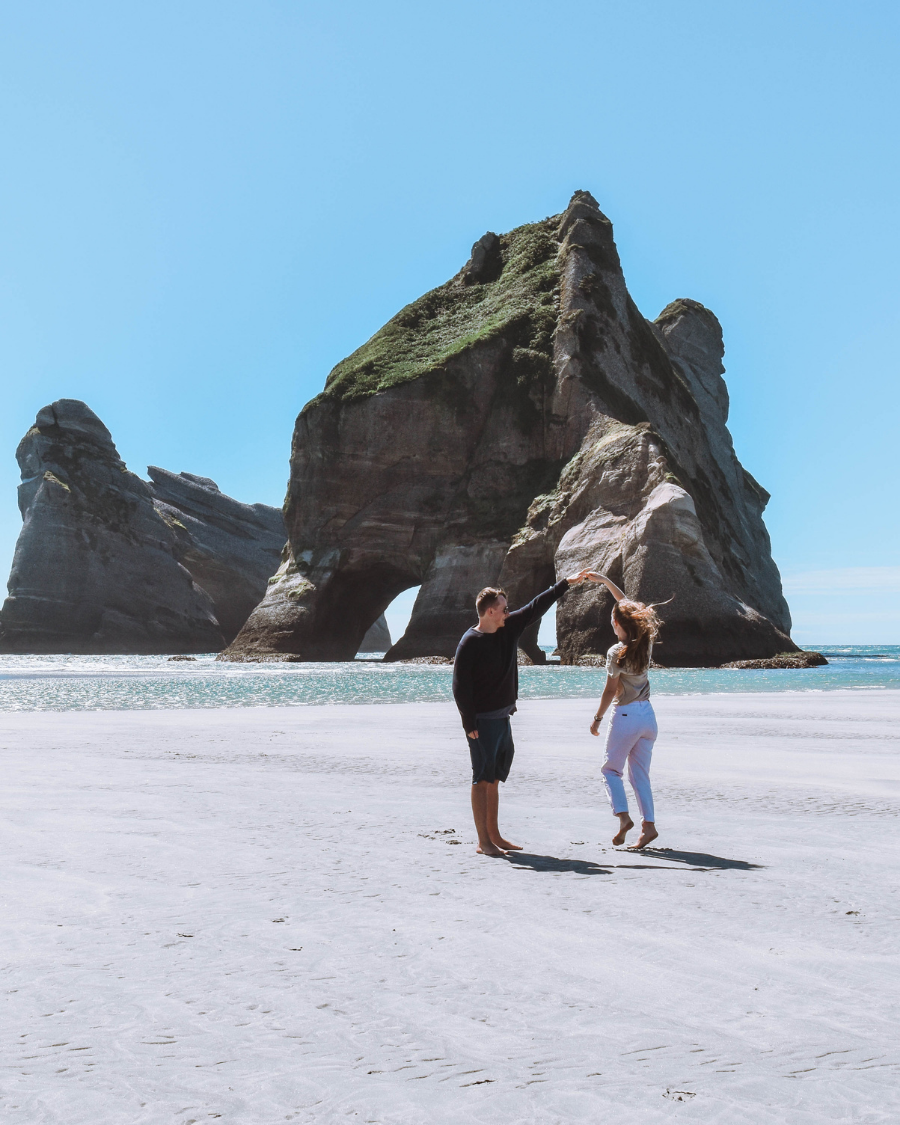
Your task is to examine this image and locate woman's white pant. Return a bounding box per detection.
[600,700,658,822]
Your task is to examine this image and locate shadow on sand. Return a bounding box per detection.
[504,848,763,874]
[630,847,764,871]
[505,852,611,875]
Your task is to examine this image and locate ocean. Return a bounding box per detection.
[0,646,897,712]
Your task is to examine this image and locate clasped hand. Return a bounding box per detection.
[566,569,611,586]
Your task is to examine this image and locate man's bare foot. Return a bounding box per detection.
[493,838,522,851]
[476,843,507,857]
[627,823,659,850]
[612,817,634,845]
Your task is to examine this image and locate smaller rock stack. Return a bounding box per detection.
[0,400,224,654]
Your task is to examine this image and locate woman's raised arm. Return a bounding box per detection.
[585,572,626,602]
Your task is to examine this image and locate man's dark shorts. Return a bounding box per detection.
[468,716,515,784]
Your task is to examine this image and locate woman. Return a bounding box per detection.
[586,572,663,850]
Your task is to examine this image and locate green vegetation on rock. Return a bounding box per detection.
[158,510,187,531]
[42,470,70,492]
[310,216,562,407]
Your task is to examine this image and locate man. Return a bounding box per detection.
[452,573,589,856]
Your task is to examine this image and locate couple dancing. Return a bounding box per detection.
[452,569,662,856]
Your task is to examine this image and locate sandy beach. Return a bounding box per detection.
[2,690,899,1123]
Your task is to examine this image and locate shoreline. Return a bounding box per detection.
[0,683,899,716]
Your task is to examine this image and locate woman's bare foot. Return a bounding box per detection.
[476,842,507,857]
[612,815,634,845]
[493,838,522,851]
[628,822,659,850]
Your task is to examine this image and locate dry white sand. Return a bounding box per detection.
[1,690,899,1124]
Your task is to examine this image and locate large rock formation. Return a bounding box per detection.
[223,192,795,666]
[147,467,285,644]
[0,401,297,655]
[0,401,224,654]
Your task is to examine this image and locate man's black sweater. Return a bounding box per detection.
[451,580,569,733]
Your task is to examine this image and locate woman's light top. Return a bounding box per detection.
[606,642,651,704]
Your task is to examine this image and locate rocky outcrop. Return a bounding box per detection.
[720,651,827,669]
[223,192,796,666]
[0,401,224,654]
[147,467,285,644]
[573,654,665,669]
[508,416,793,666]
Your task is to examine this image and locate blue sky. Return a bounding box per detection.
[1,0,898,644]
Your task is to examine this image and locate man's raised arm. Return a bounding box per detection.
[507,571,591,636]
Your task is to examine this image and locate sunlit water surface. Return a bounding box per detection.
[0,646,897,712]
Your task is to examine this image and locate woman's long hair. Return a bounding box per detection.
[613,599,664,673]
